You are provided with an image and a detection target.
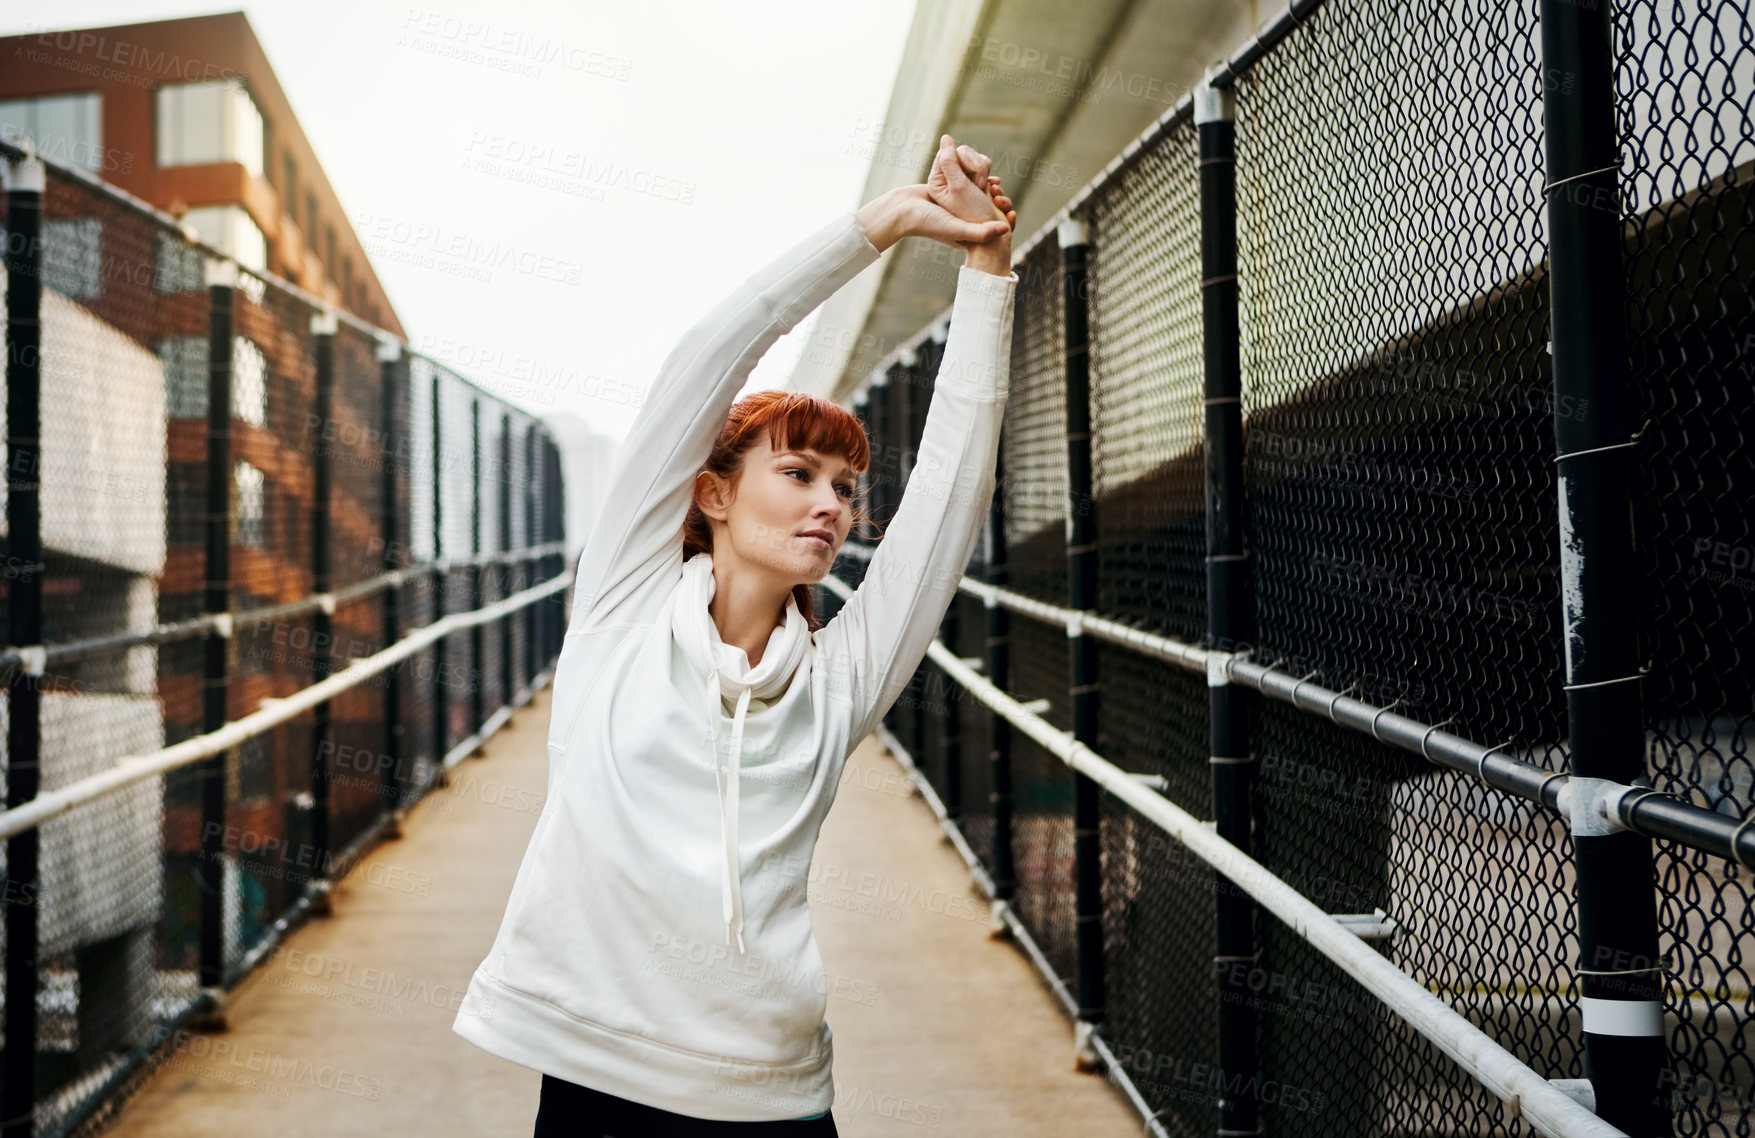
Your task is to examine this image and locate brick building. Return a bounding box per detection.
[0,10,405,335]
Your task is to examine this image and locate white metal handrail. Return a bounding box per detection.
[0,570,574,842]
[816,569,1623,1138]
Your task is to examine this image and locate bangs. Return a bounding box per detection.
[754,393,871,474]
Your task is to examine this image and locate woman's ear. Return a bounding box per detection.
[694,470,730,522]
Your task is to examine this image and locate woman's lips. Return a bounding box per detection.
[799,534,831,551]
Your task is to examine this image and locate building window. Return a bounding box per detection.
[283,153,297,219]
[181,204,267,273]
[166,462,206,548]
[155,79,264,176]
[159,334,269,427]
[43,218,102,299]
[0,217,101,299]
[159,336,206,419]
[0,92,103,173]
[234,461,266,548]
[233,336,268,428]
[325,225,336,278]
[305,190,318,250]
[234,732,273,799]
[154,229,205,293]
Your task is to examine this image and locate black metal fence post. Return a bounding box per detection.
[1539,1,1670,1130]
[2,148,45,1138]
[939,591,962,827]
[1197,81,1262,1138]
[499,411,513,708]
[914,336,958,817]
[540,438,555,659]
[868,376,888,544]
[985,422,1015,938]
[1059,216,1106,1071]
[309,310,337,914]
[901,354,929,770]
[431,372,449,780]
[378,340,405,833]
[524,423,538,691]
[198,255,237,1020]
[853,389,867,535]
[549,438,565,658]
[470,400,485,740]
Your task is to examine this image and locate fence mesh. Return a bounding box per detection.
[947,589,994,870]
[1096,655,1217,1134]
[840,0,1755,1133]
[1088,116,1208,645]
[0,149,567,1136]
[1614,0,1755,1129]
[1002,236,1069,606]
[1230,0,1576,1133]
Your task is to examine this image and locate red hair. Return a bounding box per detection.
[684,390,877,631]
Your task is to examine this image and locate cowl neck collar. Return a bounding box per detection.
[670,551,809,953]
[672,551,808,703]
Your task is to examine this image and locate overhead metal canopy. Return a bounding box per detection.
[794,0,1260,402]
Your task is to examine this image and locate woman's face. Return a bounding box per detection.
[697,436,856,584]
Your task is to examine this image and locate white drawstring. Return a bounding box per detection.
[676,554,803,958]
[704,668,752,954]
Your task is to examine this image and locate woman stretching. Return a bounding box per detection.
[454,134,1020,1136]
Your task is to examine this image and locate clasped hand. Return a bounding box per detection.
[855,135,1019,256]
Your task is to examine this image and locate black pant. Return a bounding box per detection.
[533,1073,840,1137]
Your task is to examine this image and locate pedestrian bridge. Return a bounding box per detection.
[3,0,1751,1125]
[90,685,1142,1137]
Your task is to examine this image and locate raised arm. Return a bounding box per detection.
[567,212,881,630]
[816,253,1018,749]
[567,145,1015,632]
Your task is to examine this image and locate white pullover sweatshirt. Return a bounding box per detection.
[453,209,1017,1122]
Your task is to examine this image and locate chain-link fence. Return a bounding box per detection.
[0,139,570,1137]
[821,0,1752,1134]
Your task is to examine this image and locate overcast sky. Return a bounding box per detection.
[3,0,916,445]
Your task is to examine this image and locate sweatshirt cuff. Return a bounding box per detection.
[956,263,1019,292]
[846,210,882,259]
[934,265,1018,401]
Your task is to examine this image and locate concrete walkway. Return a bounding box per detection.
[99,686,1141,1136]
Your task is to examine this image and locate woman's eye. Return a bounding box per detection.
[787,468,852,497]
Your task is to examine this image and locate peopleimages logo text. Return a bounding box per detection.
[353,213,584,285]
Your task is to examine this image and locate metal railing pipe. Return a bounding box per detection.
[0,572,573,843]
[917,636,1627,1138]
